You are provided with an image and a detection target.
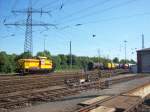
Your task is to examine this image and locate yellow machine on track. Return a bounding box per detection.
[104,62,116,69]
[18,57,55,75]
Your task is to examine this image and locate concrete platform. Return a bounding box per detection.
[12,75,150,112]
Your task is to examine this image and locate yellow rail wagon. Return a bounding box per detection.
[111,63,116,69]
[104,62,116,69]
[18,57,55,74]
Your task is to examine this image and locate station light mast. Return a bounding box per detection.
[124,40,127,64]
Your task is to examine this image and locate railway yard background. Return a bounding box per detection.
[0,70,149,112]
[12,75,150,112]
[1,0,150,112]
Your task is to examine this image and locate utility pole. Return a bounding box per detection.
[44,38,46,51]
[97,49,101,64]
[142,34,145,49]
[4,0,56,55]
[70,41,72,69]
[124,40,127,64]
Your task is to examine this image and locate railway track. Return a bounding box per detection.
[0,74,146,111]
[0,69,129,94]
[0,73,83,94]
[0,69,128,80]
[0,87,79,109]
[75,80,150,112]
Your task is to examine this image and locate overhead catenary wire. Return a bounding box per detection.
[0,34,15,39]
[38,26,69,44]
[56,29,72,40]
[39,0,61,9]
[0,31,25,39]
[2,1,148,50]
[69,11,150,26]
[32,0,40,8]
[53,29,72,41]
[36,35,67,51]
[59,0,139,25]
[57,11,150,32]
[11,0,18,10]
[35,0,65,17]
[4,0,60,54]
[56,9,150,43]
[37,30,70,52]
[63,0,85,6]
[60,0,112,22]
[2,0,19,25]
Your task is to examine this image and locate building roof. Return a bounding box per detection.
[137,48,150,52]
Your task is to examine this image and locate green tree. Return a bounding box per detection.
[52,56,61,69]
[0,52,14,73]
[120,59,130,64]
[8,54,17,72]
[113,57,119,63]
[66,55,77,65]
[87,61,94,71]
[16,52,32,60]
[129,59,136,64]
[36,50,51,59]
[58,54,68,69]
[80,56,89,70]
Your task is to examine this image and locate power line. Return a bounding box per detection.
[70,12,150,26]
[56,24,90,41]
[0,34,15,39]
[60,0,112,22]
[63,0,85,5]
[2,4,19,25]
[57,11,150,31]
[39,27,69,44]
[36,0,65,18]
[40,0,60,9]
[4,0,57,54]
[57,30,72,40]
[45,32,70,51]
[11,0,18,10]
[32,0,40,8]
[54,29,72,41]
[5,23,56,26]
[59,0,138,25]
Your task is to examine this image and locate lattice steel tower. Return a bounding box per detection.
[4,0,56,54]
[24,7,33,53]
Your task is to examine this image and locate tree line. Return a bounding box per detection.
[0,51,136,73]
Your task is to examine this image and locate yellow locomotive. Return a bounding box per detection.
[18,56,55,74]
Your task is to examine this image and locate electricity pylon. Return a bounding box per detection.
[4,0,56,54]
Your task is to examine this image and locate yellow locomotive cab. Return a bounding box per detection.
[18,57,54,74]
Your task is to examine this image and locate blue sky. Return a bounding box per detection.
[0,0,150,61]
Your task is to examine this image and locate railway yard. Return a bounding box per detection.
[0,69,149,112]
[1,0,150,112]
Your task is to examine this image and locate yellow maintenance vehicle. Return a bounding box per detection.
[18,56,55,75]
